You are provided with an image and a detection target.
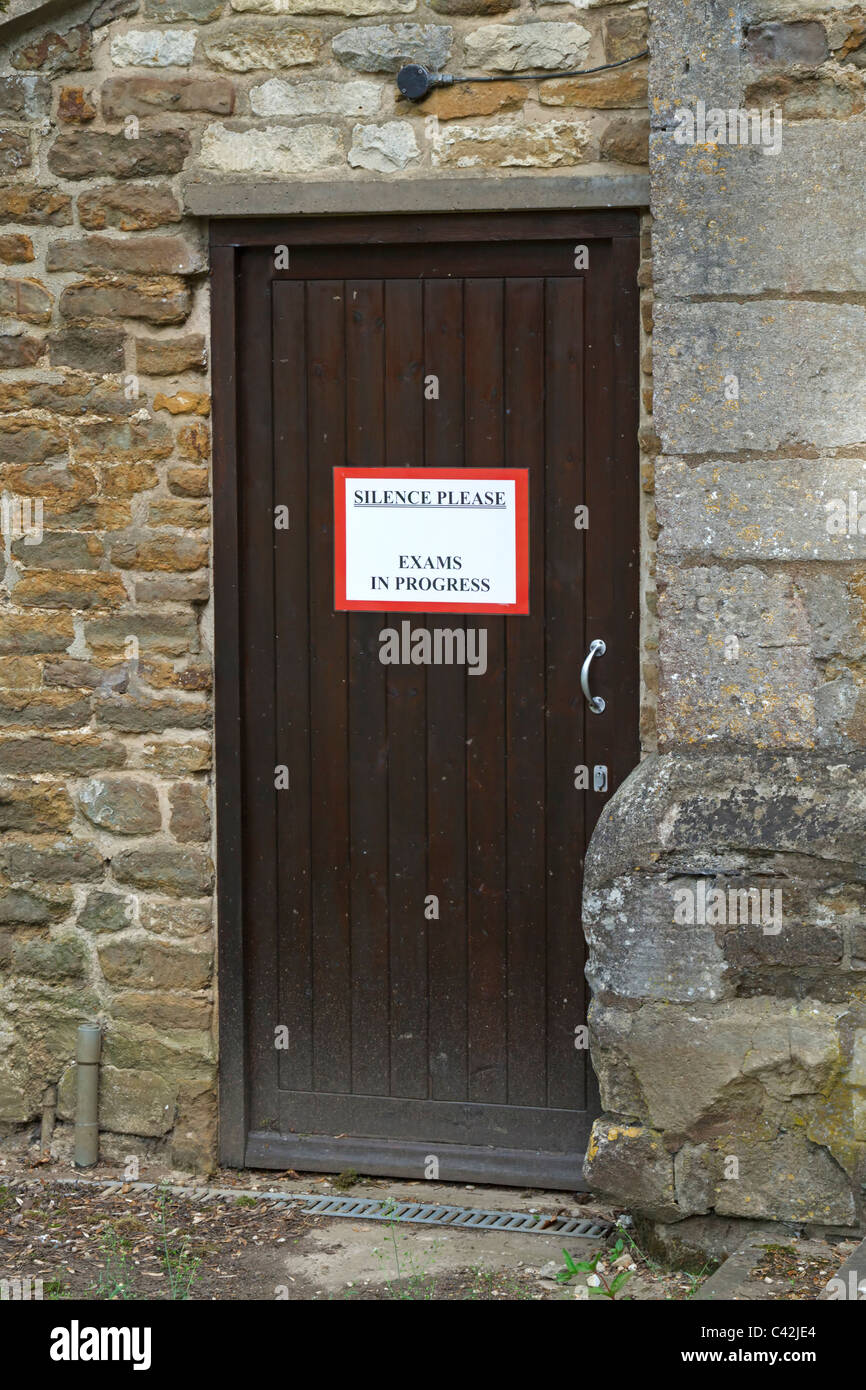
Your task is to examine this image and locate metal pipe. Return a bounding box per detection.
[41,1083,56,1153]
[74,1024,101,1169]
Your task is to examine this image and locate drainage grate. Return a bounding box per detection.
[48,1178,613,1239]
[287,1195,612,1237]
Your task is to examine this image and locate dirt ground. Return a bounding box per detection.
[0,1148,853,1302]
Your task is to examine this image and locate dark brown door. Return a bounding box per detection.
[212,212,640,1189]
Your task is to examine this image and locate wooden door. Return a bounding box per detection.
[213,212,640,1189]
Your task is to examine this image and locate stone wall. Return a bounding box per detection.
[584,0,866,1233]
[0,0,649,1170]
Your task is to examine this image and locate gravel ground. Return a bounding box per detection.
[750,1241,856,1300]
[0,1169,702,1301]
[0,1149,851,1302]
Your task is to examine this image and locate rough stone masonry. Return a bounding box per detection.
[0,0,863,1241]
[584,0,866,1235]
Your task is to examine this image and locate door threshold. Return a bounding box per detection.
[244,1132,590,1193]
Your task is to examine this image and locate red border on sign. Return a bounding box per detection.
[334,467,530,614]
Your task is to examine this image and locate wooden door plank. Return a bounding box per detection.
[384,280,423,471]
[422,279,465,471]
[585,239,641,827]
[211,243,247,1164]
[384,280,429,1100]
[423,277,469,1103]
[307,279,352,1094]
[273,279,313,1092]
[464,277,508,1106]
[275,1089,583,1150]
[239,250,279,1130]
[345,279,391,1096]
[544,276,586,1112]
[503,277,548,1108]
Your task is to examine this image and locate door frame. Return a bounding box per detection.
[210,210,642,1171]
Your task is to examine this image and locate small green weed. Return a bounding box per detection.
[557,1236,632,1299]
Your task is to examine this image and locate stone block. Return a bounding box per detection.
[0,75,51,119]
[13,934,88,981]
[78,890,136,932]
[464,22,590,71]
[58,87,98,123]
[0,185,72,225]
[654,303,866,453]
[169,782,209,841]
[199,121,343,173]
[652,124,866,295]
[77,778,162,835]
[78,185,182,231]
[12,26,91,75]
[419,80,523,119]
[538,63,647,108]
[656,457,866,562]
[110,30,197,67]
[0,276,52,325]
[60,275,191,325]
[431,119,588,168]
[98,933,213,985]
[348,120,419,171]
[48,130,190,180]
[95,694,210,733]
[48,235,202,275]
[48,327,126,373]
[144,0,223,18]
[250,77,381,117]
[231,0,413,12]
[332,22,452,72]
[1,839,105,883]
[584,1121,679,1222]
[102,75,234,117]
[743,20,828,69]
[0,130,31,176]
[599,114,648,164]
[136,334,206,373]
[204,25,319,71]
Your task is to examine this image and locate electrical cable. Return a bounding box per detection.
[397,49,649,102]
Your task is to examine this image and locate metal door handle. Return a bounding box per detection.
[581,639,606,714]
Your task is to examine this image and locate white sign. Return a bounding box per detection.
[334,468,529,614]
